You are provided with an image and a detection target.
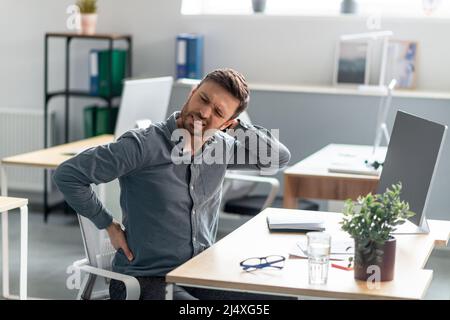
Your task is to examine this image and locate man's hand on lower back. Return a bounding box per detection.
[106,221,134,262]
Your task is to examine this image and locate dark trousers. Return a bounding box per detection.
[109,277,294,300]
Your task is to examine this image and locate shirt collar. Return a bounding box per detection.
[166,111,181,137]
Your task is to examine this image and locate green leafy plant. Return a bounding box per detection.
[341,182,415,266]
[76,0,97,14]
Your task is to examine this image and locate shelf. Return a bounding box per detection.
[46,32,132,41]
[248,83,450,100]
[174,79,450,100]
[43,31,133,222]
[46,90,121,102]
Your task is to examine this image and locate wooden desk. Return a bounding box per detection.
[0,196,28,300]
[0,135,113,300]
[166,208,450,300]
[1,134,114,169]
[284,144,387,208]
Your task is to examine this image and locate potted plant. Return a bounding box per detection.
[341,182,415,281]
[77,0,98,35]
[252,0,267,13]
[341,0,358,14]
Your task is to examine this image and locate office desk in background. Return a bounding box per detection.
[166,208,450,300]
[0,134,114,300]
[283,144,387,208]
[1,134,114,170]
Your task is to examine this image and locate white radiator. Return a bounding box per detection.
[0,108,55,192]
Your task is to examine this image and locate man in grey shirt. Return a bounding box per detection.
[53,68,291,300]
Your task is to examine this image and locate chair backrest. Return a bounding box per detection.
[77,214,116,271]
[222,111,259,201]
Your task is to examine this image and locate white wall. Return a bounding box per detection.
[176,15,450,90]
[1,0,181,140]
[101,0,450,90]
[3,0,450,115]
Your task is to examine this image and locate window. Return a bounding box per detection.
[181,0,450,18]
[182,0,253,15]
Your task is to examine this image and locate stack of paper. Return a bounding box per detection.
[327,151,385,176]
[328,158,381,176]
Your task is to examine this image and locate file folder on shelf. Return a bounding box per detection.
[176,33,204,80]
[89,49,127,97]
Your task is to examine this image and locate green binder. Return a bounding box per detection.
[96,106,118,135]
[98,49,127,97]
[84,105,96,138]
[84,105,119,138]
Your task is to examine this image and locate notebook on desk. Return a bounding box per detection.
[266,212,325,232]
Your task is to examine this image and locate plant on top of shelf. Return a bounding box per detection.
[77,0,97,14]
[76,0,98,35]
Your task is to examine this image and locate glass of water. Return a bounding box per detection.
[307,232,331,285]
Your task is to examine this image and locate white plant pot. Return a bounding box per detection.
[252,0,266,13]
[81,13,98,35]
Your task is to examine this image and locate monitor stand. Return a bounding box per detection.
[392,218,430,235]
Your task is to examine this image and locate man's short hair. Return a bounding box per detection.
[198,68,250,119]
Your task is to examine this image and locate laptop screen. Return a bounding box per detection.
[376,111,447,226]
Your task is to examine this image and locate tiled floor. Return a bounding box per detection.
[0,210,449,300]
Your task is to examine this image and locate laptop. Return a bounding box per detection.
[114,76,173,139]
[266,212,325,232]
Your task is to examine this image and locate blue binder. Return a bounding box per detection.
[89,49,100,95]
[176,34,204,79]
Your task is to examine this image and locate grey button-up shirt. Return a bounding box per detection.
[53,111,291,277]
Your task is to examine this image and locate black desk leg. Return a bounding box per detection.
[44,169,49,222]
[108,39,114,133]
[44,35,49,223]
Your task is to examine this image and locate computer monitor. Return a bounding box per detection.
[114,76,174,139]
[377,111,447,234]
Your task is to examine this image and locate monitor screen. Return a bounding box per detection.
[114,76,173,139]
[377,111,447,227]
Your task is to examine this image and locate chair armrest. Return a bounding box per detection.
[224,173,280,210]
[73,259,140,300]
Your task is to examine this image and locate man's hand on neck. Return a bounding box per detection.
[176,116,209,156]
[176,115,240,156]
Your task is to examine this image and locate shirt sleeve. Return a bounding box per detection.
[226,120,291,174]
[52,130,148,229]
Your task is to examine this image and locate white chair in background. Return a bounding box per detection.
[222,111,279,208]
[219,111,319,235]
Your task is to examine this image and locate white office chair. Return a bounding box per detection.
[219,112,281,234]
[71,214,140,300]
[70,114,166,300]
[219,111,319,235]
